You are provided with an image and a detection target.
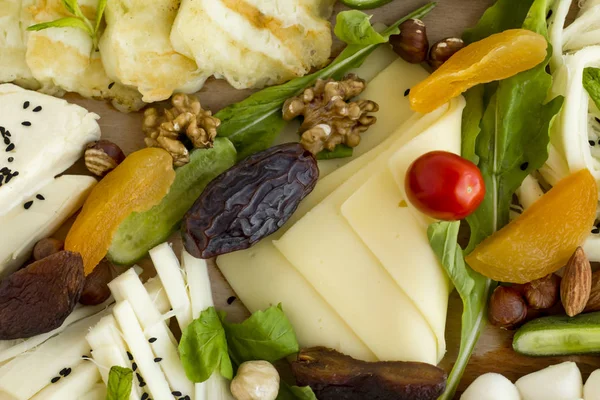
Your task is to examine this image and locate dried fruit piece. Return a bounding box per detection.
[561,247,592,317]
[466,169,597,283]
[182,143,319,259]
[409,29,547,113]
[80,259,115,306]
[0,251,84,339]
[65,148,175,274]
[291,347,447,400]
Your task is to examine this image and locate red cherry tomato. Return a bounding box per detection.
[405,151,485,221]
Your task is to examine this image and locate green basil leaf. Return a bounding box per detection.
[428,222,493,400]
[106,366,133,400]
[316,144,354,160]
[215,2,435,160]
[277,382,318,400]
[334,11,387,45]
[224,304,299,365]
[583,67,600,111]
[27,17,93,36]
[179,307,233,383]
[95,0,107,33]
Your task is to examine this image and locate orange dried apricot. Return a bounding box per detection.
[466,169,597,284]
[65,148,175,274]
[409,29,547,113]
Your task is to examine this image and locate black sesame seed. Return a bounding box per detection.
[33,106,42,112]
[141,393,149,400]
[227,296,236,305]
[520,162,529,171]
[24,201,33,210]
[132,362,138,371]
[172,392,182,397]
[51,377,60,384]
[148,337,157,343]
[23,101,30,109]
[21,121,31,127]
[6,143,15,152]
[127,351,133,361]
[592,228,599,234]
[139,382,147,388]
[3,137,8,145]
[82,355,89,359]
[183,396,190,400]
[59,368,68,376]
[154,357,162,363]
[36,194,45,200]
[108,82,115,89]
[404,88,410,97]
[590,140,596,146]
[136,373,143,382]
[547,9,553,19]
[7,157,13,163]
[0,167,8,174]
[596,117,600,124]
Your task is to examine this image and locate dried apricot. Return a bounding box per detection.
[65,148,175,274]
[466,169,597,284]
[409,29,547,113]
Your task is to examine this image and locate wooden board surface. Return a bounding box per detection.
[55,0,600,397]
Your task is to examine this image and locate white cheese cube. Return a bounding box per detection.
[516,362,583,400]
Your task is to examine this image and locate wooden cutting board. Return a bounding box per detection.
[55,0,600,397]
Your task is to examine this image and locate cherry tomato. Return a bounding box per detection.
[405,151,485,220]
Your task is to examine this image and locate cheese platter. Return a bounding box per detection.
[3,0,600,399]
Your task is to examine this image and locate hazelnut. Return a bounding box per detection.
[79,259,114,306]
[522,274,561,309]
[488,286,527,329]
[32,238,64,261]
[389,19,429,64]
[428,37,465,70]
[85,140,126,177]
[231,360,280,400]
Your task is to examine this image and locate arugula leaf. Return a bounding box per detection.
[428,222,493,400]
[465,0,563,251]
[583,67,600,110]
[215,3,436,160]
[27,17,93,35]
[106,366,133,400]
[462,0,535,43]
[224,304,299,366]
[179,307,233,383]
[461,86,485,164]
[334,11,387,45]
[277,382,318,400]
[316,144,354,160]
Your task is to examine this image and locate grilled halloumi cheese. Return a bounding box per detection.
[99,0,207,103]
[23,0,146,112]
[170,0,335,89]
[0,0,38,89]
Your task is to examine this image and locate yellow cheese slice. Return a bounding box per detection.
[219,241,376,361]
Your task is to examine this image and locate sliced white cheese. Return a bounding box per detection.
[30,361,101,400]
[149,243,193,330]
[109,269,193,398]
[219,241,376,361]
[0,311,107,400]
[461,373,521,400]
[99,0,206,102]
[77,383,107,400]
[0,84,100,216]
[0,175,96,278]
[144,276,172,316]
[0,299,111,364]
[170,0,332,89]
[112,301,174,400]
[515,362,583,400]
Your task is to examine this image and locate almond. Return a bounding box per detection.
[584,270,600,312]
[560,247,592,317]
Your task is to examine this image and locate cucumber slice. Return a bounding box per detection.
[513,312,600,356]
[339,0,393,10]
[108,138,237,265]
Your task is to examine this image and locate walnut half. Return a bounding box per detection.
[282,74,379,155]
[142,93,220,166]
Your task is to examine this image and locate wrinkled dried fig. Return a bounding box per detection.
[291,347,447,400]
[0,251,84,339]
[80,260,115,306]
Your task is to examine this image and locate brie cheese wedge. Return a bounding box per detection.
[0,84,100,217]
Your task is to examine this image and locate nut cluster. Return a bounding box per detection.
[389,19,464,69]
[282,74,379,155]
[143,93,220,166]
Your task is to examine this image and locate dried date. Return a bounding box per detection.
[79,259,114,306]
[182,143,319,258]
[0,251,85,339]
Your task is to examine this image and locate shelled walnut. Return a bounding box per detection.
[282,74,379,155]
[143,93,220,166]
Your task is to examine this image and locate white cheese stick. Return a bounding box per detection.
[30,361,101,400]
